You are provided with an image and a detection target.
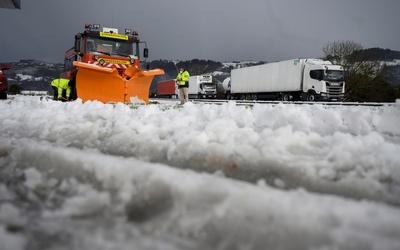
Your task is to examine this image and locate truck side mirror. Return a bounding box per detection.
[143,48,149,58]
[74,34,82,54]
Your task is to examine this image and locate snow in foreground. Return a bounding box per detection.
[0,96,400,250]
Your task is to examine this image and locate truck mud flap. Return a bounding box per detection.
[73,62,164,103]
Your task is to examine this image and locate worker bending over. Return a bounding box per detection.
[57,78,72,102]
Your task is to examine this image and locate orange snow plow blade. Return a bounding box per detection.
[73,61,164,103]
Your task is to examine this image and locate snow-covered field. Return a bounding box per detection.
[1,96,400,250]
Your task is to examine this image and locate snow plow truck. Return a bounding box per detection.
[62,23,164,103]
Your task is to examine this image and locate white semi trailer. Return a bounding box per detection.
[188,74,217,99]
[228,59,345,101]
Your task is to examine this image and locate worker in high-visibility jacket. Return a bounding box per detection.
[56,78,72,102]
[176,67,190,104]
[50,78,67,101]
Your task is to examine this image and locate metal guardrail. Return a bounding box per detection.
[187,99,396,107]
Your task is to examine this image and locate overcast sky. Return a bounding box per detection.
[1,0,399,63]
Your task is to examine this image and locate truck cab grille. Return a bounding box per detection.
[326,82,344,99]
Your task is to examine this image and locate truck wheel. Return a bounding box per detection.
[282,93,290,101]
[307,92,316,102]
[0,91,6,100]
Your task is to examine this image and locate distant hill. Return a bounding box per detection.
[2,60,64,93]
[359,48,400,87]
[361,48,400,61]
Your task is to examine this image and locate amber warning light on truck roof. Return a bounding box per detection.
[125,29,139,36]
[85,23,100,30]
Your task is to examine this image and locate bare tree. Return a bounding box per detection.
[322,40,393,102]
[322,40,382,76]
[323,40,363,65]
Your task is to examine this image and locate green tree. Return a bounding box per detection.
[8,84,22,95]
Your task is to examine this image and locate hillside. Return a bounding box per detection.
[362,48,400,61]
[2,60,64,93]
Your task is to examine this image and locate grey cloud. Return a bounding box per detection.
[0,0,399,63]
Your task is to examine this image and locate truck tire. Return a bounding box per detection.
[307,92,316,102]
[0,91,6,100]
[282,93,290,101]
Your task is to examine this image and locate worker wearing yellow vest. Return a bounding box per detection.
[50,78,60,100]
[56,78,71,102]
[176,67,190,104]
[51,78,69,101]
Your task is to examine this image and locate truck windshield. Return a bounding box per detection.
[203,83,216,89]
[324,70,344,82]
[86,37,138,58]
